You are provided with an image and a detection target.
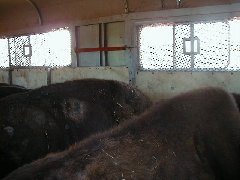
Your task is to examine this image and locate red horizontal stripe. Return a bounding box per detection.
[75,46,126,53]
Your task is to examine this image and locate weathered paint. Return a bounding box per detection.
[51,66,129,84]
[0,69,9,83]
[12,68,48,89]
[136,71,240,101]
[1,68,240,102]
[106,22,126,66]
[77,24,100,66]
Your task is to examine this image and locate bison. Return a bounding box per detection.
[0,79,151,178]
[3,87,240,180]
[232,93,240,111]
[0,83,29,99]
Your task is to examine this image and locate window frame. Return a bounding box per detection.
[0,27,72,69]
[130,3,240,72]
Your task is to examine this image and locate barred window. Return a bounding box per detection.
[138,18,240,71]
[0,28,71,68]
[0,39,9,68]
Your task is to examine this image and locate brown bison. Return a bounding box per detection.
[4,87,240,180]
[0,79,151,178]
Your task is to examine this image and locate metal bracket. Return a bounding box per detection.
[183,36,200,55]
[23,44,32,57]
[124,0,129,14]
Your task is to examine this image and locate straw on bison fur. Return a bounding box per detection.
[4,87,240,180]
[0,79,151,178]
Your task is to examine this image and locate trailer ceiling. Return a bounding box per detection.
[0,0,240,37]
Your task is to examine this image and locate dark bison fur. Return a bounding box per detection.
[0,79,151,178]
[0,83,29,99]
[232,93,240,111]
[4,87,240,180]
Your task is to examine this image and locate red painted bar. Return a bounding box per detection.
[75,46,127,53]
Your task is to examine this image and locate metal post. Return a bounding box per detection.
[7,38,12,85]
[190,23,194,69]
[173,24,176,69]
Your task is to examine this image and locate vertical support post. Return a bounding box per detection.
[47,67,51,85]
[99,23,106,66]
[190,23,194,69]
[226,21,231,68]
[173,24,176,69]
[27,35,31,65]
[99,23,103,66]
[125,19,136,85]
[74,26,80,67]
[7,38,12,85]
[103,23,108,66]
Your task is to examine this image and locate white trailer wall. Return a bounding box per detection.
[0,4,240,101]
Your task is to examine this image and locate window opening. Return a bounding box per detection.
[23,44,32,57]
[138,24,173,70]
[227,18,240,70]
[138,18,240,71]
[0,28,71,68]
[183,38,191,54]
[193,21,230,70]
[0,39,9,68]
[174,24,191,69]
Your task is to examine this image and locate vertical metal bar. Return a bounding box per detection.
[103,23,108,66]
[14,37,17,66]
[99,23,106,66]
[70,26,78,68]
[99,23,103,66]
[75,26,80,67]
[128,21,137,85]
[47,67,51,85]
[28,35,31,65]
[7,38,12,85]
[190,23,194,69]
[226,21,231,69]
[173,24,176,69]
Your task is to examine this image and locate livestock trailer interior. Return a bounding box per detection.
[0,0,240,101]
[1,1,240,179]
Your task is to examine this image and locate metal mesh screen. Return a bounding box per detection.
[174,24,191,69]
[138,24,173,70]
[194,21,230,70]
[138,18,240,71]
[0,39,9,68]
[227,18,240,70]
[9,36,31,66]
[1,28,71,68]
[30,29,71,67]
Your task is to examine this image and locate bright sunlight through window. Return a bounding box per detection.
[138,18,240,71]
[0,28,71,68]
